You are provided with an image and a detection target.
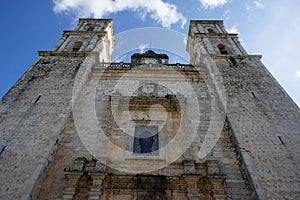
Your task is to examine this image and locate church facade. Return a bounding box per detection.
[0,19,299,199]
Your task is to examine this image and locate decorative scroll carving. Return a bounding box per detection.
[183,149,196,174]
[206,160,220,175]
[95,161,106,172]
[184,163,196,174]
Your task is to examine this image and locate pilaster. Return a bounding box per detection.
[88,173,106,200]
[62,173,81,200]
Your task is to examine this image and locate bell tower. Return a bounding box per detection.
[52,18,114,61]
[187,20,300,199]
[187,20,248,64]
[0,18,114,200]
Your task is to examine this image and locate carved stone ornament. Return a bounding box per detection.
[95,161,106,172]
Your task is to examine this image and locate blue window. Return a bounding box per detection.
[133,126,158,154]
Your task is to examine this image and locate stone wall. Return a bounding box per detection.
[37,63,251,199]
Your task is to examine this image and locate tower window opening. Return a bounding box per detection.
[87,26,95,31]
[218,44,228,55]
[207,28,216,34]
[72,41,83,52]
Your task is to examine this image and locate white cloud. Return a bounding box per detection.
[138,43,149,53]
[245,3,251,12]
[228,25,239,34]
[297,71,300,78]
[254,0,265,9]
[53,0,186,28]
[223,10,230,19]
[183,35,187,46]
[200,0,229,9]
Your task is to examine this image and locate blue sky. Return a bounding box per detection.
[0,0,299,106]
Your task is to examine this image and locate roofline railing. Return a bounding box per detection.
[98,62,194,69]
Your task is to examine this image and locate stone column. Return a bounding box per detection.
[184,176,201,200]
[172,190,188,200]
[206,160,227,199]
[211,179,227,200]
[88,173,105,200]
[62,173,81,200]
[166,190,172,200]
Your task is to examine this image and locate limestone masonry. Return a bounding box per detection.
[0,19,299,199]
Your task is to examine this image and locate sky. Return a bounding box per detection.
[0,0,299,107]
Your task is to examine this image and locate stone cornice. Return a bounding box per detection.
[190,20,224,25]
[38,51,96,57]
[193,33,239,38]
[204,54,262,60]
[63,31,107,37]
[79,18,113,23]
